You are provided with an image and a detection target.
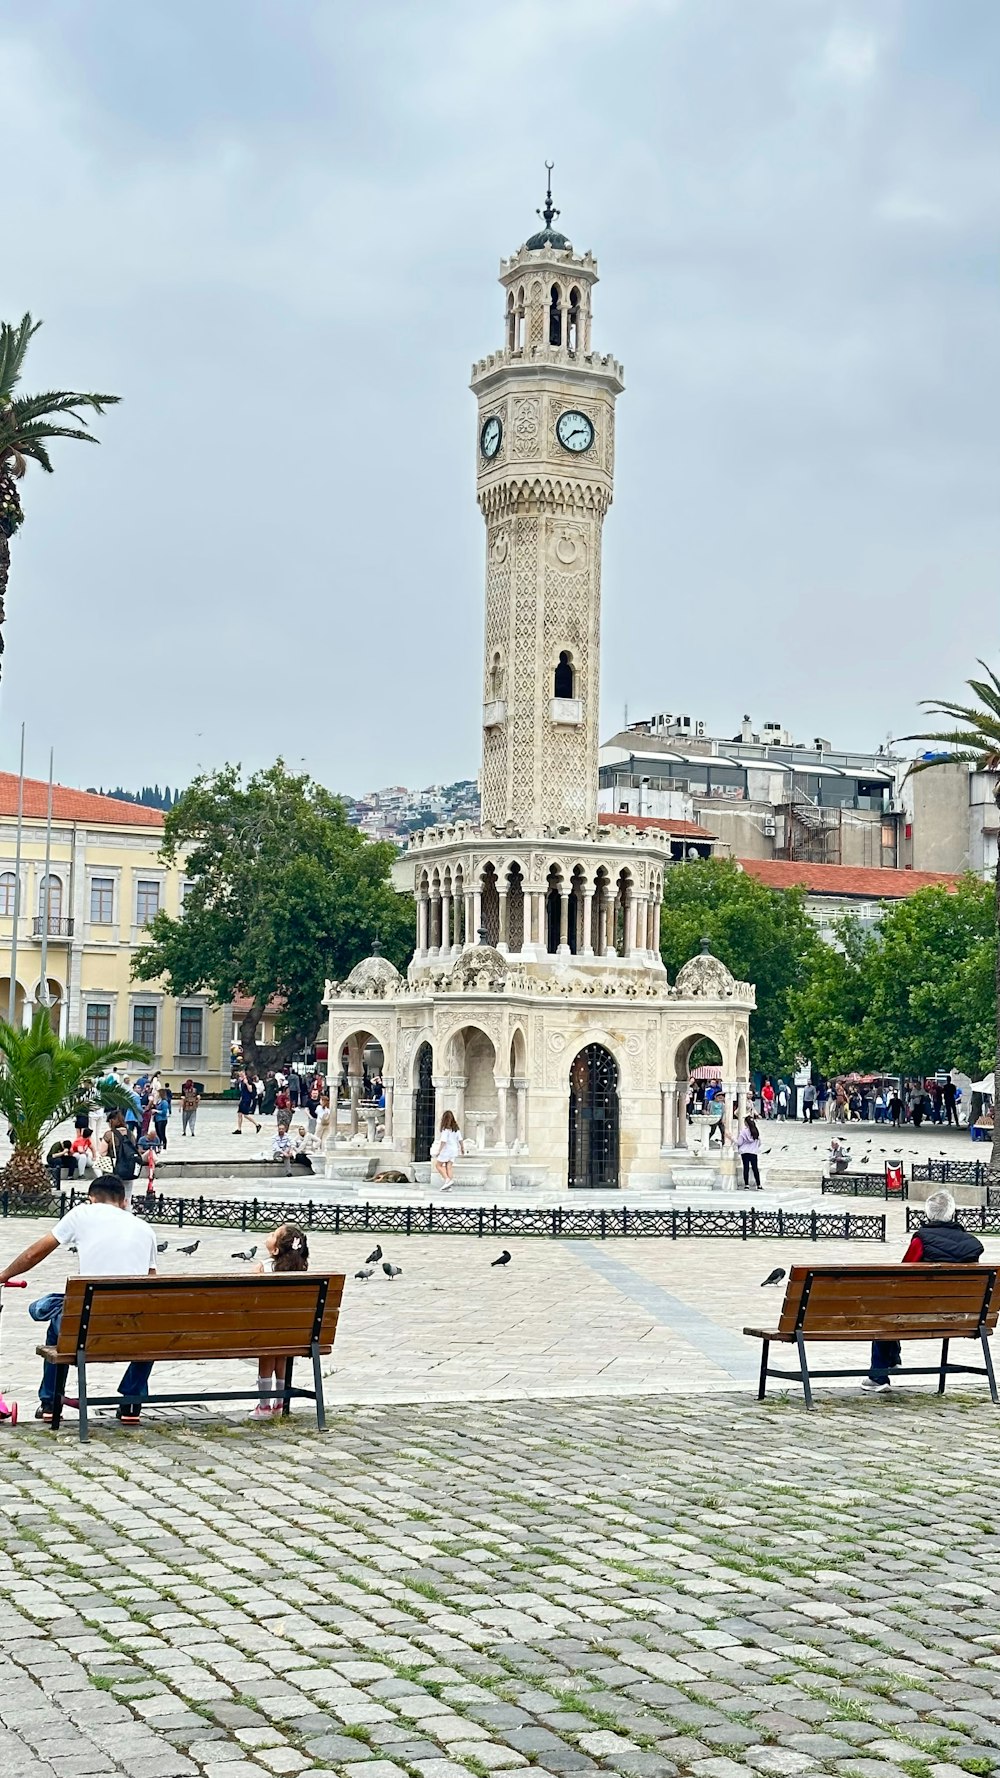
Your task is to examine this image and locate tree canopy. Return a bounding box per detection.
[659,857,821,1076]
[132,762,413,1068]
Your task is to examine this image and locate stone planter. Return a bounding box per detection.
[452,1155,489,1188]
[509,1163,549,1190]
[323,1156,370,1182]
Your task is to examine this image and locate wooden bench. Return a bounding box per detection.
[745,1264,1000,1408]
[37,1272,345,1440]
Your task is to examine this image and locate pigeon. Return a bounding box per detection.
[231,1246,257,1261]
[156,1241,168,1253]
[860,1156,870,1165]
[366,1245,383,1264]
[382,1261,402,1279]
[354,1267,374,1281]
[491,1250,512,1267]
[177,1240,200,1257]
[780,1145,788,1152]
[763,1148,771,1156]
[761,1267,786,1287]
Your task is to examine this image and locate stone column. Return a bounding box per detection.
[464,889,475,948]
[580,887,594,957]
[417,894,429,957]
[495,1078,510,1150]
[660,1081,675,1150]
[497,887,509,952]
[558,889,570,955]
[348,1072,362,1136]
[625,892,637,957]
[383,1080,394,1143]
[534,891,546,950]
[513,1077,528,1147]
[472,888,482,943]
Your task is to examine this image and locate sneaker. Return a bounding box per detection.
[34,1405,52,1422]
[249,1402,274,1420]
[861,1378,891,1393]
[232,1128,241,1135]
[116,1402,142,1424]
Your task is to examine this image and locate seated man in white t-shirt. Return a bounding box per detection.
[0,1178,159,1425]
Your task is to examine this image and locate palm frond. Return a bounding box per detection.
[0,314,42,402]
[10,390,121,424]
[0,1011,150,1149]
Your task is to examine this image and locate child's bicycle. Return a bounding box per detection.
[0,1280,27,1424]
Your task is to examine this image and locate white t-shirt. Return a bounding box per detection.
[52,1203,158,1277]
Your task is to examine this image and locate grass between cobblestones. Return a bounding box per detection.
[2,1393,1000,1778]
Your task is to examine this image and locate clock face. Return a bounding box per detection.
[556,409,595,453]
[480,415,502,460]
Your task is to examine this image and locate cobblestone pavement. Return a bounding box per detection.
[3,1393,1000,1778]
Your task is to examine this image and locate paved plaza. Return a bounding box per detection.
[4,1390,1000,1778]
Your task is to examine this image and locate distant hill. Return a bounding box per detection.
[86,784,181,811]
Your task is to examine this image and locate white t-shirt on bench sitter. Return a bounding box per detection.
[52,1203,159,1277]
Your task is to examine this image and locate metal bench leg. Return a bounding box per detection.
[50,1364,69,1432]
[938,1338,950,1396]
[795,1333,814,1410]
[981,1330,999,1404]
[757,1340,769,1402]
[311,1341,326,1433]
[77,1352,89,1442]
[281,1355,294,1419]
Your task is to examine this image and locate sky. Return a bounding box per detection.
[1,0,998,797]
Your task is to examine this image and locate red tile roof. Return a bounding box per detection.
[738,858,961,898]
[0,773,165,828]
[599,812,715,840]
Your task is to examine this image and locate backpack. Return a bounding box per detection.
[114,1130,141,1181]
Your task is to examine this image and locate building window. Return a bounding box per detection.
[38,874,63,925]
[133,1005,157,1051]
[178,1006,203,1056]
[554,651,574,698]
[0,871,15,916]
[90,876,114,924]
[136,880,160,925]
[85,1003,111,1046]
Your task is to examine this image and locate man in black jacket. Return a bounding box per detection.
[863,1188,983,1392]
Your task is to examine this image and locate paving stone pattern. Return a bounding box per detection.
[3,1395,1000,1778]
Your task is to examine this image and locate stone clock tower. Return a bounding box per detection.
[472,176,624,831]
[325,183,753,1192]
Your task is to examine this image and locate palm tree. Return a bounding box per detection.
[0,1009,150,1194]
[902,660,1000,1178]
[0,313,119,684]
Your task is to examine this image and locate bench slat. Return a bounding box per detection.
[48,1274,343,1362]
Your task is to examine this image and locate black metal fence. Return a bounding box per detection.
[907,1205,1000,1235]
[821,1172,909,1200]
[0,1188,886,1243]
[912,1159,991,1187]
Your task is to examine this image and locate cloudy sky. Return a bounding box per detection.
[1,0,997,797]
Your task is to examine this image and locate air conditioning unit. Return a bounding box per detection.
[695,720,705,736]
[762,816,776,837]
[887,798,900,813]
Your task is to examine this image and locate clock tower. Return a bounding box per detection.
[471,173,624,832]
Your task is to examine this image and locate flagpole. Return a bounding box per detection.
[38,746,54,1019]
[7,723,25,1025]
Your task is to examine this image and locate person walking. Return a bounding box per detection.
[233,1070,262,1135]
[889,1089,903,1129]
[153,1087,170,1150]
[863,1190,983,1392]
[802,1081,816,1123]
[430,1110,464,1190]
[909,1085,926,1130]
[736,1114,762,1189]
[180,1079,200,1138]
[943,1078,960,1128]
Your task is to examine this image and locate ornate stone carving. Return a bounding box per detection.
[674,952,739,1000]
[513,396,541,458]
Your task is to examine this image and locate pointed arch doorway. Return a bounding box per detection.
[568,1044,620,1189]
[414,1043,436,1163]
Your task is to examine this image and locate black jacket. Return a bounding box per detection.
[915,1219,984,1264]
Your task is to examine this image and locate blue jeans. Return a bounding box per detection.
[869,1338,901,1383]
[29,1292,153,1406]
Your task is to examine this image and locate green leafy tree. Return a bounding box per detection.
[783,913,874,1078]
[901,662,1000,1175]
[856,878,995,1080]
[0,314,119,684]
[0,1010,149,1194]
[132,762,413,1071]
[659,857,821,1076]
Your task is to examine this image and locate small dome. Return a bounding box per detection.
[674,951,736,1000]
[525,225,571,251]
[345,953,402,992]
[450,943,507,985]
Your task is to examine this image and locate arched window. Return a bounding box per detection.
[516,286,526,350]
[38,874,62,928]
[568,286,580,351]
[0,871,15,917]
[490,652,504,700]
[554,650,575,698]
[506,291,516,351]
[549,284,562,347]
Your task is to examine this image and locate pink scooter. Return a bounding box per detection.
[0,1280,27,1424]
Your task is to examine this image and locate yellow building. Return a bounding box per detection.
[0,774,230,1088]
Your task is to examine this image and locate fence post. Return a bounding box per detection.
[741,1211,747,1241]
[478,1207,484,1239]
[811,1209,818,1241]
[406,1205,411,1236]
[778,1207,785,1238]
[600,1209,606,1240]
[178,1199,184,1229]
[335,1204,340,1234]
[623,1205,628,1236]
[241,1200,247,1232]
[199,1195,205,1221]
[686,1207,691,1236]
